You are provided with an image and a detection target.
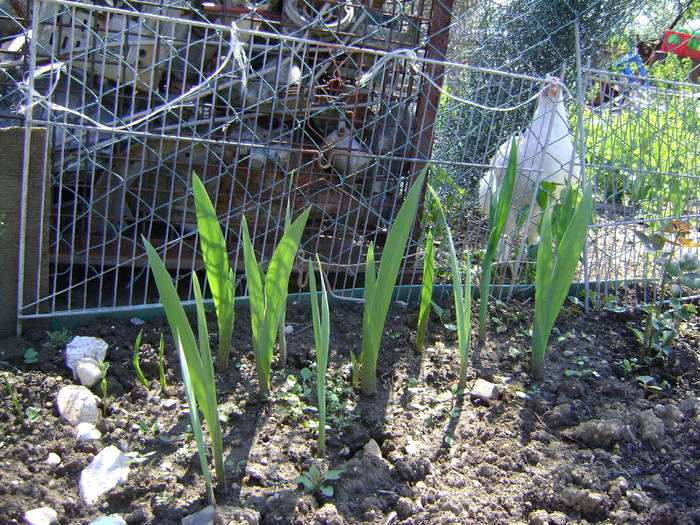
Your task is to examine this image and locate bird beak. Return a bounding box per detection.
[546,84,560,98]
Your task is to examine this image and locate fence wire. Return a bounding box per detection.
[0,0,698,320]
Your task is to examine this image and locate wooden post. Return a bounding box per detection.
[0,127,50,336]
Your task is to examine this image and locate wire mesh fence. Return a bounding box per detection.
[1,0,698,321]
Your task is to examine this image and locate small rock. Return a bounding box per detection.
[557,379,583,399]
[653,404,681,431]
[470,378,503,400]
[88,516,127,525]
[79,445,131,505]
[76,357,103,387]
[578,491,609,519]
[477,464,497,478]
[284,325,294,335]
[181,505,260,525]
[393,456,431,483]
[395,497,416,519]
[637,410,665,448]
[161,398,179,410]
[46,452,61,466]
[181,506,214,525]
[244,464,267,486]
[130,317,145,326]
[340,423,370,452]
[626,490,651,512]
[313,503,345,525]
[76,422,102,441]
[125,506,152,523]
[529,509,550,525]
[363,439,382,460]
[522,447,541,465]
[678,396,698,417]
[607,476,629,502]
[542,404,572,428]
[23,507,58,525]
[215,506,260,525]
[566,419,624,449]
[548,511,567,525]
[404,441,419,456]
[66,336,108,378]
[57,385,101,426]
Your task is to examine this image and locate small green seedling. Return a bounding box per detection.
[479,140,517,341]
[46,329,72,348]
[132,330,148,388]
[427,184,473,392]
[23,348,38,364]
[309,255,331,457]
[635,375,664,393]
[416,229,435,353]
[98,360,110,416]
[192,174,236,369]
[242,207,311,395]
[25,406,40,421]
[157,333,167,390]
[530,184,593,377]
[143,238,225,489]
[294,465,343,497]
[634,220,700,358]
[137,419,160,436]
[360,170,426,395]
[617,358,639,377]
[3,373,22,418]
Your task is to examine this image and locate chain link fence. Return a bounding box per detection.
[1,0,698,321]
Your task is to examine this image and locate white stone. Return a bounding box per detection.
[79,445,131,505]
[66,336,108,379]
[130,317,145,326]
[161,398,178,409]
[57,386,101,426]
[284,324,294,335]
[45,452,61,466]
[23,506,58,525]
[88,516,127,525]
[76,357,103,387]
[76,422,102,441]
[181,506,215,525]
[470,378,503,400]
[363,439,382,459]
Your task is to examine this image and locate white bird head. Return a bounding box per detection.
[540,75,564,103]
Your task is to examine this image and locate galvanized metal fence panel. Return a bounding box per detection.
[0,0,698,323]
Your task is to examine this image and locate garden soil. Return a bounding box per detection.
[1,294,699,525]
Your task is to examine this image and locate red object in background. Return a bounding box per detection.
[661,29,700,60]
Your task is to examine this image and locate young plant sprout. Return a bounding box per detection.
[142,237,226,489]
[309,255,330,457]
[416,229,435,353]
[192,174,236,369]
[132,330,148,388]
[178,337,216,505]
[478,141,517,341]
[360,170,426,395]
[241,208,311,396]
[3,373,22,418]
[294,465,344,497]
[530,183,593,377]
[427,185,472,392]
[276,201,295,368]
[157,333,167,390]
[633,220,700,357]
